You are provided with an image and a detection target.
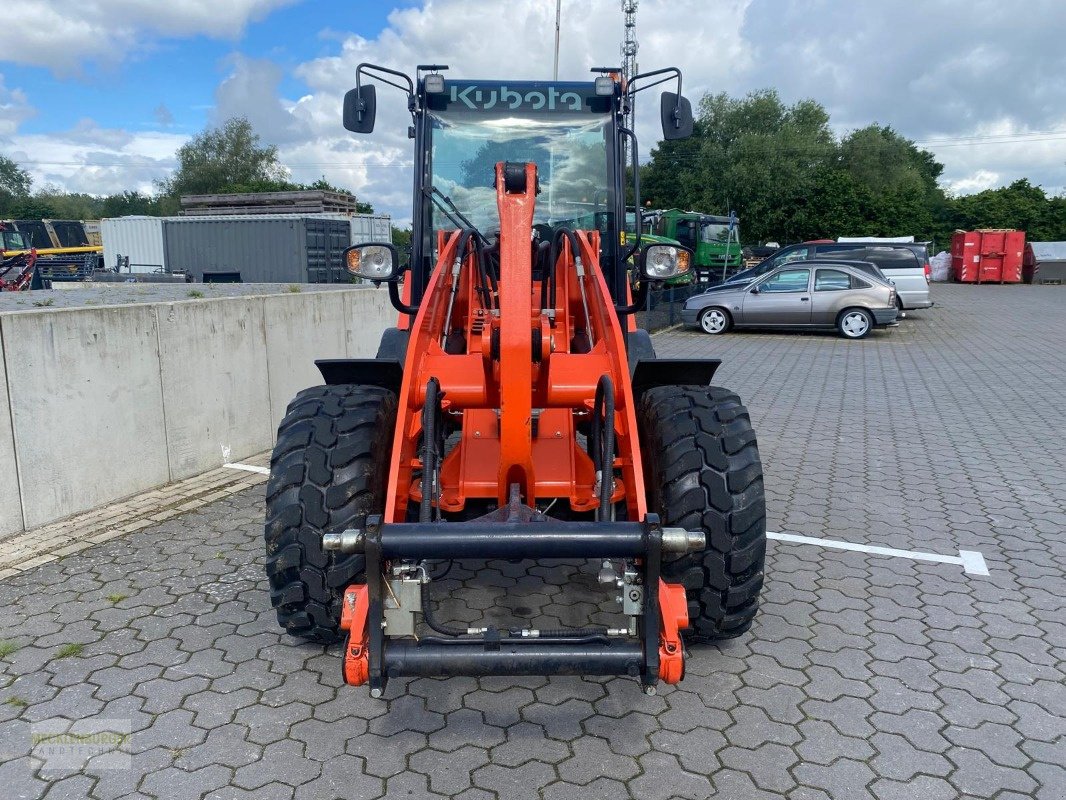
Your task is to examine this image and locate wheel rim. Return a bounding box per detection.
[842,312,870,337]
[701,309,727,333]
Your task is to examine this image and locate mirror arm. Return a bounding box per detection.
[355,63,416,118]
[615,278,650,316]
[625,67,682,103]
[388,275,419,316]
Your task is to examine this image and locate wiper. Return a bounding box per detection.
[423,186,487,245]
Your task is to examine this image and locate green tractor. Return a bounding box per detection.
[622,210,693,287]
[649,209,742,283]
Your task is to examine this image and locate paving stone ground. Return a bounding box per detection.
[1,283,1064,800]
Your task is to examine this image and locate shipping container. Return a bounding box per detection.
[951,229,1025,283]
[101,213,392,278]
[102,216,167,272]
[162,216,352,283]
[349,214,392,244]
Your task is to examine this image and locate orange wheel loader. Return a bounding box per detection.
[264,64,766,695]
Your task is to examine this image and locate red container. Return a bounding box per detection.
[951,229,1025,283]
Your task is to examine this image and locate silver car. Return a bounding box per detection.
[735,241,933,313]
[682,261,898,339]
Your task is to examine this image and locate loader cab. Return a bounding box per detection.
[344,65,693,313]
[0,226,29,252]
[418,79,622,304]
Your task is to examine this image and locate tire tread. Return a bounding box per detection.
[263,384,396,643]
[638,385,767,641]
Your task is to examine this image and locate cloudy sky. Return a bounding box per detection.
[3,0,1065,224]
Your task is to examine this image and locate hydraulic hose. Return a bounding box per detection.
[420,580,471,637]
[541,228,581,313]
[592,375,616,522]
[420,378,441,524]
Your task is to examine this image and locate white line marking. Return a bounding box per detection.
[766,531,990,576]
[224,463,270,476]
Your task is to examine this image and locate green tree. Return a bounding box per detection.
[391,226,412,252]
[158,117,290,199]
[31,185,104,219]
[0,154,33,216]
[640,90,959,245]
[642,90,839,242]
[945,179,1059,241]
[101,191,166,217]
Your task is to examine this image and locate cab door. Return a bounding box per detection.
[741,267,813,325]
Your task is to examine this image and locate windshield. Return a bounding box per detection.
[2,232,27,249]
[700,221,736,244]
[430,111,611,234]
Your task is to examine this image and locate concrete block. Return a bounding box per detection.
[0,319,25,537]
[4,306,170,530]
[263,291,349,434]
[344,287,394,357]
[156,298,273,480]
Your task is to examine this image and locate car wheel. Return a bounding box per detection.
[699,307,732,335]
[838,308,873,339]
[895,296,906,319]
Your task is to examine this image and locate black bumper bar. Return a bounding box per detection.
[377,521,649,559]
[382,639,643,678]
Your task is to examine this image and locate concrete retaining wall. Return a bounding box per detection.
[0,287,393,537]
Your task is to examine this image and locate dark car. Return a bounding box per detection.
[732,241,933,312]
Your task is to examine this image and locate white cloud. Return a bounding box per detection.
[945,169,1000,195]
[7,126,187,195]
[263,0,753,223]
[8,0,1066,213]
[214,55,310,144]
[3,0,301,74]
[0,74,36,136]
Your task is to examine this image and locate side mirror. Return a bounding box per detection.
[640,243,693,282]
[660,92,694,140]
[345,242,399,281]
[343,85,377,133]
[750,286,760,294]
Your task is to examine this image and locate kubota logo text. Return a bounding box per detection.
[450,85,584,112]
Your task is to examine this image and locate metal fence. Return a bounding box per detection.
[635,281,707,332]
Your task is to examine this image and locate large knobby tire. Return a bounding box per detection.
[264,384,396,643]
[638,385,766,641]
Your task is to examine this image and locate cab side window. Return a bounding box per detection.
[814,269,852,291]
[760,268,811,293]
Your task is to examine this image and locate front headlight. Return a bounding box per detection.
[345,243,399,281]
[640,244,692,281]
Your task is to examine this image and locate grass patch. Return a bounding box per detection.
[106,593,127,604]
[32,298,55,307]
[0,640,18,660]
[187,290,204,299]
[55,643,84,659]
[286,284,302,293]
[213,551,224,559]
[5,696,28,708]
